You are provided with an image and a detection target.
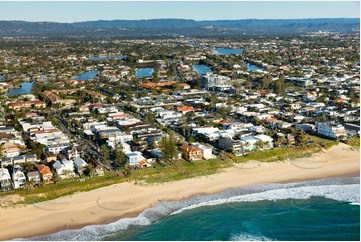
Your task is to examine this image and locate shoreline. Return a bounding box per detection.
[0,143,359,240]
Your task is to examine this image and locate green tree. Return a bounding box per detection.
[101,144,110,161]
[255,140,266,150]
[114,144,126,166]
[52,173,61,183]
[21,162,36,174]
[159,133,178,164]
[144,112,156,123]
[273,76,286,96]
[121,163,132,182]
[83,165,95,177]
[261,74,272,90]
[295,130,307,147]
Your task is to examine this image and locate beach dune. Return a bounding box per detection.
[0,143,359,240]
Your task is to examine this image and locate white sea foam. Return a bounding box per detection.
[19,215,151,241]
[230,232,273,241]
[21,177,359,241]
[171,183,360,215]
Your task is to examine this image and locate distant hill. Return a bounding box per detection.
[73,18,360,32]
[0,18,359,39]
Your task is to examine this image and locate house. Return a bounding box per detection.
[52,159,76,179]
[239,136,260,152]
[296,123,315,132]
[43,151,58,163]
[240,135,273,152]
[94,165,104,176]
[0,168,12,191]
[190,142,215,160]
[125,151,147,167]
[37,164,53,183]
[0,157,12,168]
[27,171,41,183]
[218,138,243,156]
[46,143,72,154]
[343,123,360,137]
[254,135,274,149]
[63,146,82,160]
[179,145,202,161]
[316,122,347,139]
[12,165,26,189]
[177,105,194,114]
[73,157,88,174]
[201,73,231,88]
[8,100,46,110]
[0,141,22,158]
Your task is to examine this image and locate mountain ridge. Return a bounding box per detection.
[0,18,359,38]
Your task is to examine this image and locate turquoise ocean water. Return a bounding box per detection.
[26,177,360,241]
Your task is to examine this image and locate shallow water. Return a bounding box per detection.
[26,177,360,241]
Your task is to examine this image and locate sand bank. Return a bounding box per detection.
[0,143,359,240]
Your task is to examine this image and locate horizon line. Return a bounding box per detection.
[1,17,360,24]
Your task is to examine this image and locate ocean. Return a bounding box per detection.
[26,177,360,241]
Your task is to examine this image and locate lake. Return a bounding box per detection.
[73,70,99,81]
[214,48,244,55]
[192,65,212,75]
[244,62,264,71]
[90,55,127,61]
[7,82,34,96]
[135,68,154,78]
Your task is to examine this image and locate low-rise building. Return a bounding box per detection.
[218,138,243,156]
[179,145,202,161]
[190,142,215,160]
[125,151,148,167]
[37,164,53,183]
[27,171,41,183]
[73,157,88,174]
[201,73,231,88]
[0,168,12,191]
[316,122,347,139]
[52,159,76,179]
[46,143,72,154]
[8,100,46,110]
[12,165,26,189]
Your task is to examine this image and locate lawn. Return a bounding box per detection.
[343,136,360,149]
[0,172,127,207]
[131,158,233,184]
[308,134,339,149]
[0,135,340,206]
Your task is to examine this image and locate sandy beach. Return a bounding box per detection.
[0,143,359,240]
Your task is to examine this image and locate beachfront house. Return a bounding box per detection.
[125,151,148,167]
[316,122,347,140]
[179,145,202,161]
[73,157,88,174]
[52,159,76,179]
[190,143,215,160]
[218,138,243,156]
[37,164,53,183]
[27,171,41,184]
[0,168,12,192]
[94,165,105,177]
[12,165,26,189]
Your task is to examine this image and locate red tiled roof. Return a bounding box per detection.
[179,145,200,152]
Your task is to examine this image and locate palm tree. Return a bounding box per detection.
[275,136,286,148]
[243,141,251,152]
[62,169,73,178]
[255,140,264,151]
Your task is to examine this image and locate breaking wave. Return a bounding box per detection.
[19,176,359,241]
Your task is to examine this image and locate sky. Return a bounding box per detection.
[0,1,359,23]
